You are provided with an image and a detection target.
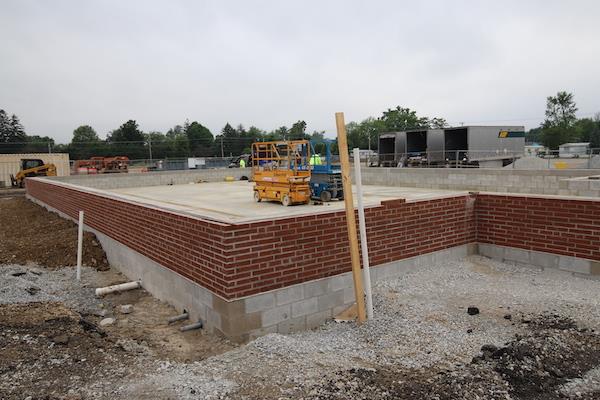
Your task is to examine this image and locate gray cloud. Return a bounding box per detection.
[1,0,599,142]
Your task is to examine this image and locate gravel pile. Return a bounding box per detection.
[0,264,107,316]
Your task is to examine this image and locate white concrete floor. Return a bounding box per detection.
[107,181,467,223]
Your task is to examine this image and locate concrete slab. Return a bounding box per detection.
[106,181,467,223]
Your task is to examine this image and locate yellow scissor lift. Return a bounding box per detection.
[251,140,311,206]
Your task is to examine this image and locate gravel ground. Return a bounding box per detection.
[113,256,600,399]
[0,264,110,315]
[2,256,599,399]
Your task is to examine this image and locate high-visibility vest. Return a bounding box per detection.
[239,159,246,168]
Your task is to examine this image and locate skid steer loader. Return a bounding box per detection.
[10,159,57,188]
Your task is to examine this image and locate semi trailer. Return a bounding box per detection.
[377,126,525,167]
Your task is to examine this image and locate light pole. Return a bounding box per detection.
[147,138,153,162]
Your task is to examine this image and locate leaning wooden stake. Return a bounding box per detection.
[335,112,367,324]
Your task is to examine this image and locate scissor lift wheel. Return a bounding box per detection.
[281,194,291,207]
[254,191,261,202]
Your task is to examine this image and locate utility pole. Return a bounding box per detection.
[148,138,153,162]
[367,127,371,166]
[48,142,52,154]
[220,137,224,158]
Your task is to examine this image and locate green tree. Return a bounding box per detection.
[0,110,27,153]
[288,120,307,139]
[429,117,449,129]
[573,118,596,143]
[185,121,213,156]
[543,91,578,129]
[72,125,100,143]
[378,106,447,132]
[166,124,184,138]
[216,123,239,157]
[241,126,265,153]
[590,114,600,149]
[22,135,54,153]
[107,120,147,159]
[272,126,289,140]
[380,106,428,131]
[164,125,189,157]
[68,125,102,159]
[590,125,600,149]
[346,117,385,150]
[540,91,578,149]
[108,120,145,142]
[540,126,575,150]
[169,131,191,157]
[526,127,543,144]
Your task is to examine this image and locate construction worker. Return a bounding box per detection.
[239,158,246,168]
[310,153,322,166]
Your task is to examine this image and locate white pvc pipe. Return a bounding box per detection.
[167,312,189,324]
[76,211,84,281]
[180,321,203,332]
[353,148,374,319]
[95,281,141,297]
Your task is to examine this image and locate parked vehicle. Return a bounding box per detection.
[377,126,525,167]
[10,159,57,187]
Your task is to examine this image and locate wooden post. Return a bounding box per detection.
[335,112,367,323]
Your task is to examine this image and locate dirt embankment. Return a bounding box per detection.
[0,197,109,269]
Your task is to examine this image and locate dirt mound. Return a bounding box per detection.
[308,314,600,400]
[0,302,136,399]
[0,197,109,270]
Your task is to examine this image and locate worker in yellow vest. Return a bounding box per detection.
[310,154,322,166]
[239,158,246,168]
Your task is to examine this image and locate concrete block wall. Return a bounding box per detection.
[560,176,600,197]
[47,167,249,190]
[357,167,600,196]
[479,244,600,281]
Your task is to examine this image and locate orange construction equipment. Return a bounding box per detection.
[251,140,311,206]
[74,156,129,174]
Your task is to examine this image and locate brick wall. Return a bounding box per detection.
[477,194,600,261]
[224,195,477,297]
[29,179,598,301]
[26,180,232,297]
[26,179,476,299]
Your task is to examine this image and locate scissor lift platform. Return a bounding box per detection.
[251,140,311,206]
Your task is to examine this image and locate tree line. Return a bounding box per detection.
[1,93,597,160]
[0,106,448,160]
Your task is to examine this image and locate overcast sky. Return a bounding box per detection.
[1,0,599,143]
